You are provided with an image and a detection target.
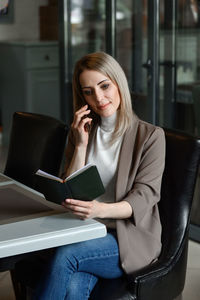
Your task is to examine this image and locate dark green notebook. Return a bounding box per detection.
[35,164,105,205]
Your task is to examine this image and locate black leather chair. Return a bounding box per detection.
[89,128,200,300]
[4,111,68,189]
[0,111,68,298]
[13,128,200,300]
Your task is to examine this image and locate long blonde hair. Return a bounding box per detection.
[72,52,134,140]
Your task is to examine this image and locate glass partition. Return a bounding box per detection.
[159,0,200,134]
[68,0,106,74]
[59,0,106,123]
[176,0,199,135]
[158,0,200,242]
[116,0,159,124]
[60,0,160,125]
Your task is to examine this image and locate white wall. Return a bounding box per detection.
[0,0,48,41]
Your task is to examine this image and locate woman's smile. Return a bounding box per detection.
[98,102,110,110]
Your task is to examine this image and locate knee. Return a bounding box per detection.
[51,244,79,271]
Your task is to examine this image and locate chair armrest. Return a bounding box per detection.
[127,237,189,300]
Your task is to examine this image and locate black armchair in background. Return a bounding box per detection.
[0,111,68,298]
[4,111,68,189]
[90,128,200,300]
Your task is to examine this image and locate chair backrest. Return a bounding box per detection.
[192,85,200,135]
[159,128,200,261]
[89,128,200,300]
[4,112,68,189]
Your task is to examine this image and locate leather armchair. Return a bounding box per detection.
[89,128,200,300]
[4,111,68,189]
[0,111,68,297]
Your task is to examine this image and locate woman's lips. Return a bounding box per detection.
[98,103,110,110]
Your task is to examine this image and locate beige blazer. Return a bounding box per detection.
[64,114,166,274]
[115,115,165,274]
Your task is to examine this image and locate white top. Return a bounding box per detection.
[87,112,123,203]
[86,113,123,228]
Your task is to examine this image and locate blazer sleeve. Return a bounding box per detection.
[124,127,166,225]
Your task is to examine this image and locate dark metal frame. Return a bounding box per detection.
[147,0,160,125]
[58,0,73,124]
[161,0,177,128]
[105,0,116,57]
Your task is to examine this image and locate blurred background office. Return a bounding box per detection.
[0,1,200,298]
[1,0,200,137]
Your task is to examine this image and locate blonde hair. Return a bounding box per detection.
[72,52,134,140]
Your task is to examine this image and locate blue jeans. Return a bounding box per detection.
[34,231,124,300]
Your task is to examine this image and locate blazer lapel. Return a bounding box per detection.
[115,115,139,201]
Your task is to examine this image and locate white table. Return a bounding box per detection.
[0,173,107,258]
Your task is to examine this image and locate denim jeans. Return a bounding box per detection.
[34,231,124,300]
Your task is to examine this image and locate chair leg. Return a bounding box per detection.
[10,269,27,300]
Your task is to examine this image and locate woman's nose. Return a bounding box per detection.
[94,89,103,102]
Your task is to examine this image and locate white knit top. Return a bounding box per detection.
[86,112,123,205]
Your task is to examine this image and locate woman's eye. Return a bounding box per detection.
[83,90,92,96]
[101,84,109,90]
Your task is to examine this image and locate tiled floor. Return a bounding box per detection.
[0,271,16,300]
[0,138,200,299]
[182,240,200,299]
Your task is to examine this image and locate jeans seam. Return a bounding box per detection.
[78,251,119,264]
[86,274,96,299]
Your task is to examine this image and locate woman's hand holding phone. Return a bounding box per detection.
[71,105,92,147]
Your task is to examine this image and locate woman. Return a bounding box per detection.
[35,52,165,299]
